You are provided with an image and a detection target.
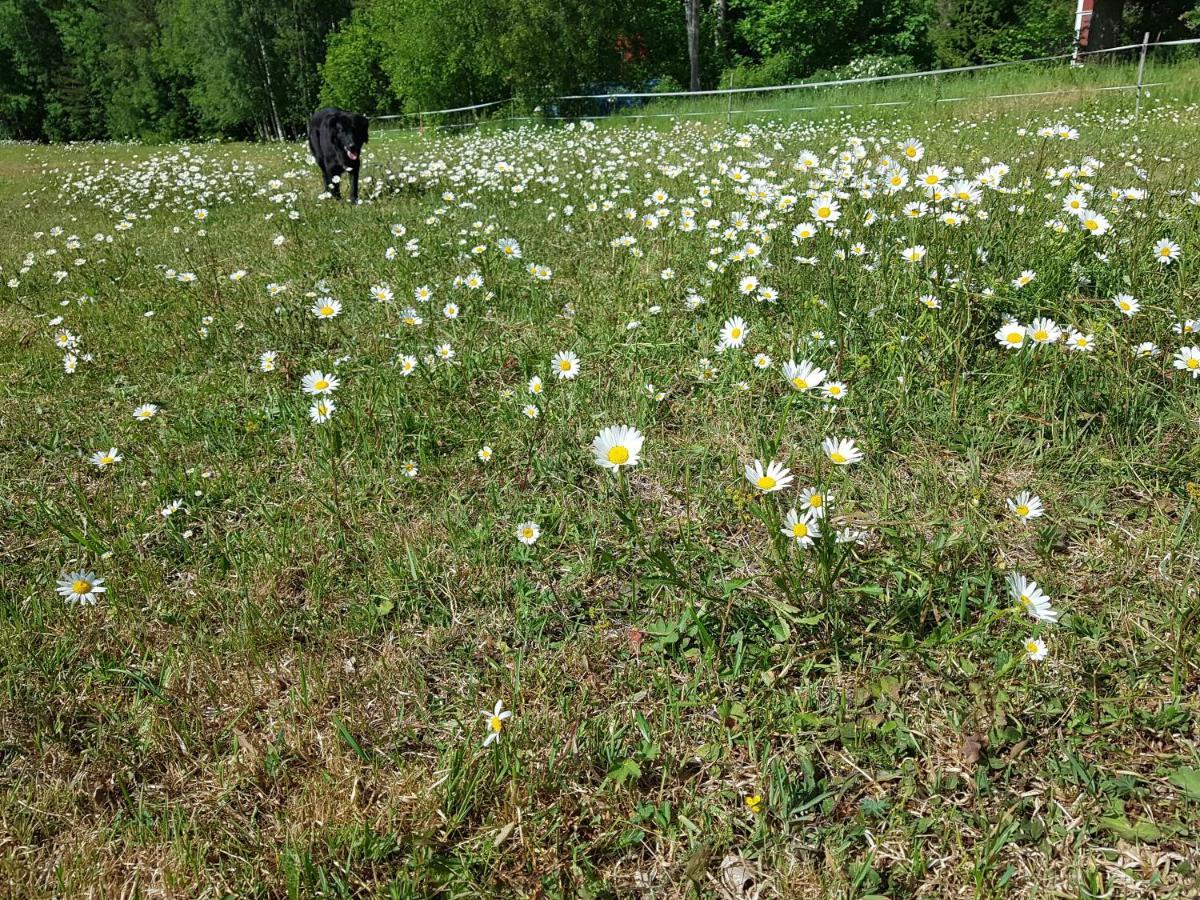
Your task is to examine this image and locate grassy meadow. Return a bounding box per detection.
[2,65,1200,898]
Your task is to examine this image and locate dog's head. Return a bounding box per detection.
[336,113,369,167]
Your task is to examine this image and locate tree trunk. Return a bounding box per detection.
[257,32,285,140]
[713,0,728,68]
[685,0,702,91]
[1089,0,1126,52]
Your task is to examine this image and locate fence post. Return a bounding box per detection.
[726,71,734,128]
[1134,31,1149,119]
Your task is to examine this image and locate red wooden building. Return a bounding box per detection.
[1074,0,1095,63]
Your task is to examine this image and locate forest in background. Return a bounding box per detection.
[1,0,1197,142]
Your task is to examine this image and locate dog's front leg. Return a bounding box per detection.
[349,168,359,204]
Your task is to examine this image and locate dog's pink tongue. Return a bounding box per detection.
[347,150,358,161]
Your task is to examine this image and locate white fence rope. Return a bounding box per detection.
[371,36,1200,129]
[373,98,514,121]
[578,80,1170,118]
[372,79,1174,134]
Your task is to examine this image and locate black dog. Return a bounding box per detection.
[307,107,369,203]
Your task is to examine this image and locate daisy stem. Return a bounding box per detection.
[326,423,350,548]
[769,392,795,458]
[616,467,642,545]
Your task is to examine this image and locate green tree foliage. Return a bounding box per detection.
[731,0,934,80]
[321,0,689,116]
[727,0,1078,84]
[369,0,507,113]
[0,0,1193,141]
[1124,1,1198,40]
[319,15,391,115]
[1,0,347,140]
[162,0,350,139]
[928,0,1076,67]
[0,0,69,139]
[493,0,674,99]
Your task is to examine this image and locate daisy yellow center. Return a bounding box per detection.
[1007,332,1022,344]
[829,452,847,464]
[756,475,776,490]
[522,528,534,539]
[72,579,91,594]
[101,455,114,464]
[1120,302,1130,310]
[810,495,823,508]
[730,327,742,339]
[559,360,572,371]
[490,716,503,732]
[906,148,917,157]
[607,446,630,465]
[1033,330,1049,342]
[792,377,808,390]
[313,379,329,390]
[1020,594,1032,607]
[1016,504,1030,517]
[818,207,830,217]
[1084,219,1098,230]
[792,522,808,538]
[321,306,333,316]
[1025,641,1040,653]
[1161,248,1171,256]
[1188,359,1199,369]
